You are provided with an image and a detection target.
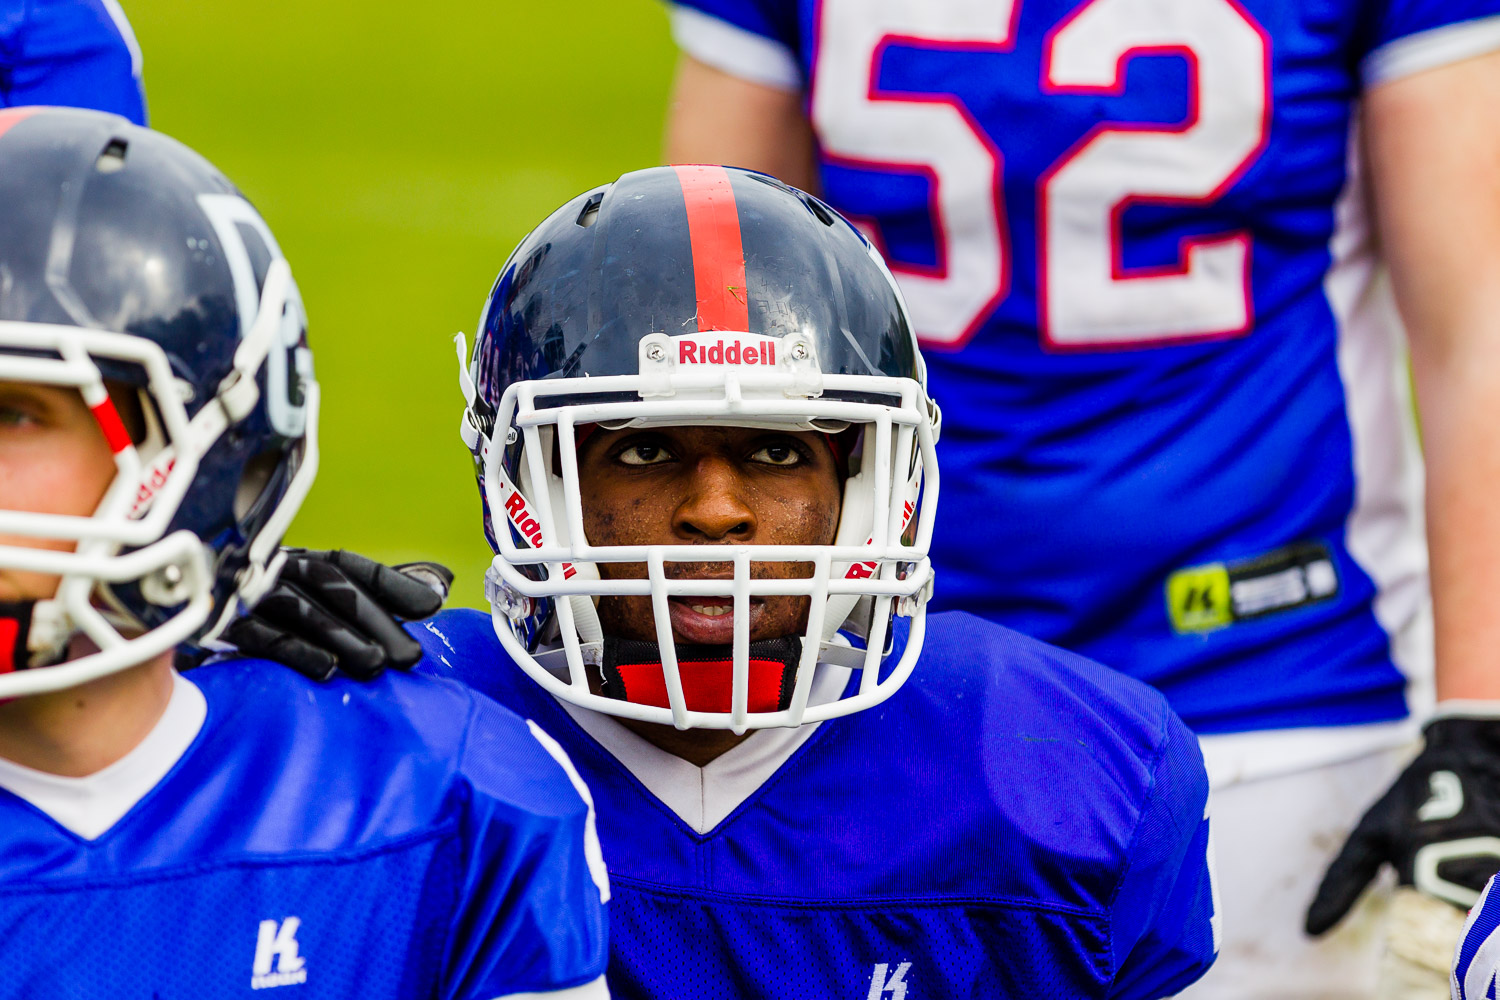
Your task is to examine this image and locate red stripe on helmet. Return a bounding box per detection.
[90,398,133,454]
[0,107,42,142]
[673,164,749,332]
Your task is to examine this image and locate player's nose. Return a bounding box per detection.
[672,455,755,542]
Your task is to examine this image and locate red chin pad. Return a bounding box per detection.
[0,618,19,675]
[0,602,34,676]
[600,637,802,714]
[0,602,37,703]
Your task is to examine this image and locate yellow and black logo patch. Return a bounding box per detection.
[1166,541,1339,634]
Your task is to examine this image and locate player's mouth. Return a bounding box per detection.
[667,596,764,645]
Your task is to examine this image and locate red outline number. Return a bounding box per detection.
[1040,0,1271,349]
[810,0,1271,352]
[811,0,1019,349]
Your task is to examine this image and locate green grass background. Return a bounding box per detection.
[123,0,678,605]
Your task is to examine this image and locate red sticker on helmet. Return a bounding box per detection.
[673,164,749,333]
[0,107,41,143]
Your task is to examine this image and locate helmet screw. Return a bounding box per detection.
[163,564,183,586]
[646,343,665,362]
[791,342,809,360]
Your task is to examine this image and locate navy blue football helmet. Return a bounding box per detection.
[458,165,940,732]
[0,107,316,697]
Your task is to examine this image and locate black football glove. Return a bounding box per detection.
[216,548,453,682]
[1305,712,1500,936]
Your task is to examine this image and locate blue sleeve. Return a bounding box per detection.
[1371,0,1500,52]
[1107,710,1218,1000]
[443,692,609,1000]
[0,0,145,124]
[669,0,799,53]
[1454,876,1500,1000]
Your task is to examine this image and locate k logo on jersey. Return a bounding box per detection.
[867,961,911,999]
[251,917,308,990]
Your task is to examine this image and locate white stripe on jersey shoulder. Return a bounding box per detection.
[1363,14,1500,88]
[490,974,611,1000]
[0,671,205,840]
[98,0,145,78]
[670,6,803,92]
[525,719,611,904]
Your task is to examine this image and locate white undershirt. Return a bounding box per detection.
[558,661,852,835]
[0,671,206,840]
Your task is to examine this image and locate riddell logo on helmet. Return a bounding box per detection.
[503,489,577,579]
[128,457,176,519]
[845,500,917,579]
[673,331,779,367]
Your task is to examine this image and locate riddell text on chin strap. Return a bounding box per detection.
[600,636,804,714]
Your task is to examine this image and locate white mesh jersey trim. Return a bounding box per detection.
[556,659,852,835]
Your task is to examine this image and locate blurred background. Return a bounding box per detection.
[124,0,677,605]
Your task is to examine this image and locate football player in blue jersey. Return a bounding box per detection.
[0,0,146,124]
[0,107,610,999]
[411,164,1218,999]
[660,1,1500,994]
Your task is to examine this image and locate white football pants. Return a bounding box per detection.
[1177,745,1410,1000]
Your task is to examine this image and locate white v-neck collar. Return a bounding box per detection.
[0,671,206,840]
[558,662,851,835]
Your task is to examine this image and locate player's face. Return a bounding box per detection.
[0,382,117,602]
[577,425,842,645]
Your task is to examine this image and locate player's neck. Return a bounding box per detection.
[617,717,753,767]
[0,651,176,777]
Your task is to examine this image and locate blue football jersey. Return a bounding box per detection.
[0,0,146,123]
[414,609,1217,999]
[667,0,1500,735]
[1455,877,1500,1000]
[0,661,608,999]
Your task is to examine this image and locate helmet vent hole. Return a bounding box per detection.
[576,192,604,228]
[805,197,836,226]
[95,139,128,173]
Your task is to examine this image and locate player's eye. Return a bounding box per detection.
[615,438,674,466]
[0,402,43,430]
[748,439,806,467]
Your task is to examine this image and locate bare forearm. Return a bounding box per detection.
[664,54,819,193]
[1366,50,1500,701]
[1417,338,1500,700]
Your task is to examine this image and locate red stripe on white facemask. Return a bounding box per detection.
[90,398,133,454]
